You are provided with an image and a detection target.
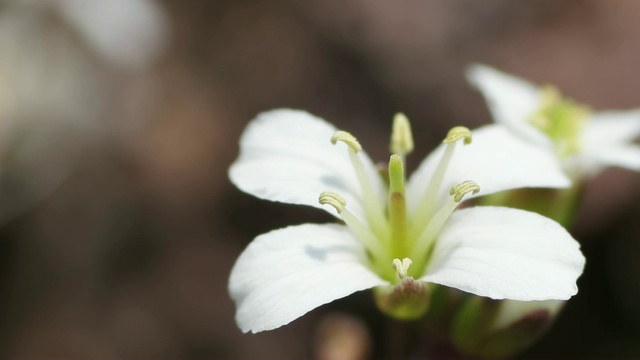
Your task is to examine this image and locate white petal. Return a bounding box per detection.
[572,110,640,174]
[55,0,168,69]
[229,224,387,333]
[229,109,385,221]
[583,109,640,146]
[421,206,585,301]
[467,64,551,147]
[571,144,640,175]
[407,125,570,213]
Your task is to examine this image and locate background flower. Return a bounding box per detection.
[467,64,640,179]
[0,0,166,224]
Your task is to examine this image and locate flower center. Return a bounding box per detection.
[529,86,590,158]
[320,114,480,283]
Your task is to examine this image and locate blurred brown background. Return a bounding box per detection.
[0,0,639,358]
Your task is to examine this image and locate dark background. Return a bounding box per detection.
[0,0,639,357]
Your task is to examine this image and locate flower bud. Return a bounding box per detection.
[451,296,563,358]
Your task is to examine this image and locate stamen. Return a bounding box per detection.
[319,191,386,260]
[410,126,473,238]
[319,191,346,213]
[390,113,414,157]
[443,126,472,145]
[331,130,388,240]
[412,181,481,263]
[449,180,480,202]
[392,258,413,279]
[331,131,362,152]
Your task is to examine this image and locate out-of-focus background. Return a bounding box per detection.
[0,0,639,358]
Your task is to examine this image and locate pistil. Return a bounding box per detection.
[388,154,409,257]
[392,257,413,280]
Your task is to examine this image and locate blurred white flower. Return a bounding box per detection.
[0,0,168,220]
[468,64,640,179]
[54,0,169,69]
[10,0,168,69]
[228,109,584,333]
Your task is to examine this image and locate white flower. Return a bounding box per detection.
[467,64,640,179]
[54,0,169,69]
[9,0,168,69]
[228,109,584,333]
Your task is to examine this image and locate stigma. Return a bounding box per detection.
[392,258,413,279]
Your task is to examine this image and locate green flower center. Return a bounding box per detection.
[319,114,478,285]
[529,86,590,158]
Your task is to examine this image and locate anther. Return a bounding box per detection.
[331,131,362,152]
[443,126,472,145]
[392,258,413,279]
[390,113,414,156]
[319,191,346,213]
[449,180,480,202]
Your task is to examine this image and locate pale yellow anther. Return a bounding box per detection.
[443,126,472,145]
[390,113,414,156]
[392,258,413,279]
[331,131,362,152]
[319,191,347,213]
[449,180,480,202]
